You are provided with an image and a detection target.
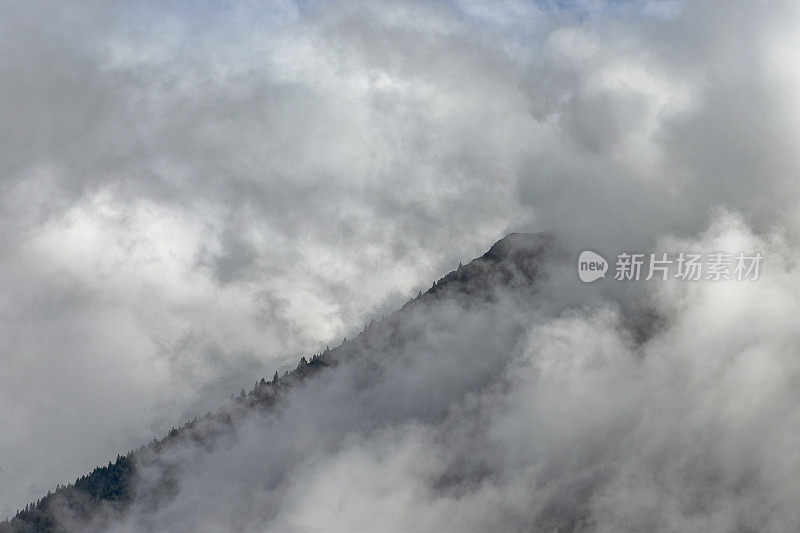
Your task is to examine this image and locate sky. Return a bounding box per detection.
[2,0,800,525]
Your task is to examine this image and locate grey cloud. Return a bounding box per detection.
[57,218,800,533]
[2,0,800,528]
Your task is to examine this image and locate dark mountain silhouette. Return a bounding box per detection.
[0,232,556,533]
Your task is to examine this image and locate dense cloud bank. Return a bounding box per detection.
[46,218,799,532]
[2,0,800,528]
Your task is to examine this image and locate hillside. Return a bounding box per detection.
[1,232,556,533]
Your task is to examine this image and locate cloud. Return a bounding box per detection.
[2,0,800,527]
[55,211,795,533]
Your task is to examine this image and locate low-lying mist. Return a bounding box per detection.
[45,213,800,532]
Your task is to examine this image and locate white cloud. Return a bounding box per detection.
[3,0,800,527]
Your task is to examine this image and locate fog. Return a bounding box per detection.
[2,0,800,529]
[57,214,798,532]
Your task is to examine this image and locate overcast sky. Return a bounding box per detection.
[2,0,800,522]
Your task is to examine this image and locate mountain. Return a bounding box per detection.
[0,232,557,533]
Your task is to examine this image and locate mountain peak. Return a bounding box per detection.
[1,232,558,533]
[482,231,554,261]
[427,231,555,297]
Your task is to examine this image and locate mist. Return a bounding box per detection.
[51,215,798,532]
[2,0,800,530]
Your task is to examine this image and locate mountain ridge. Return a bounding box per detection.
[0,231,555,533]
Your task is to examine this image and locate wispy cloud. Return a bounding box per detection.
[2,0,800,527]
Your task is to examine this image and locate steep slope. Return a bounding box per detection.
[1,232,557,533]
